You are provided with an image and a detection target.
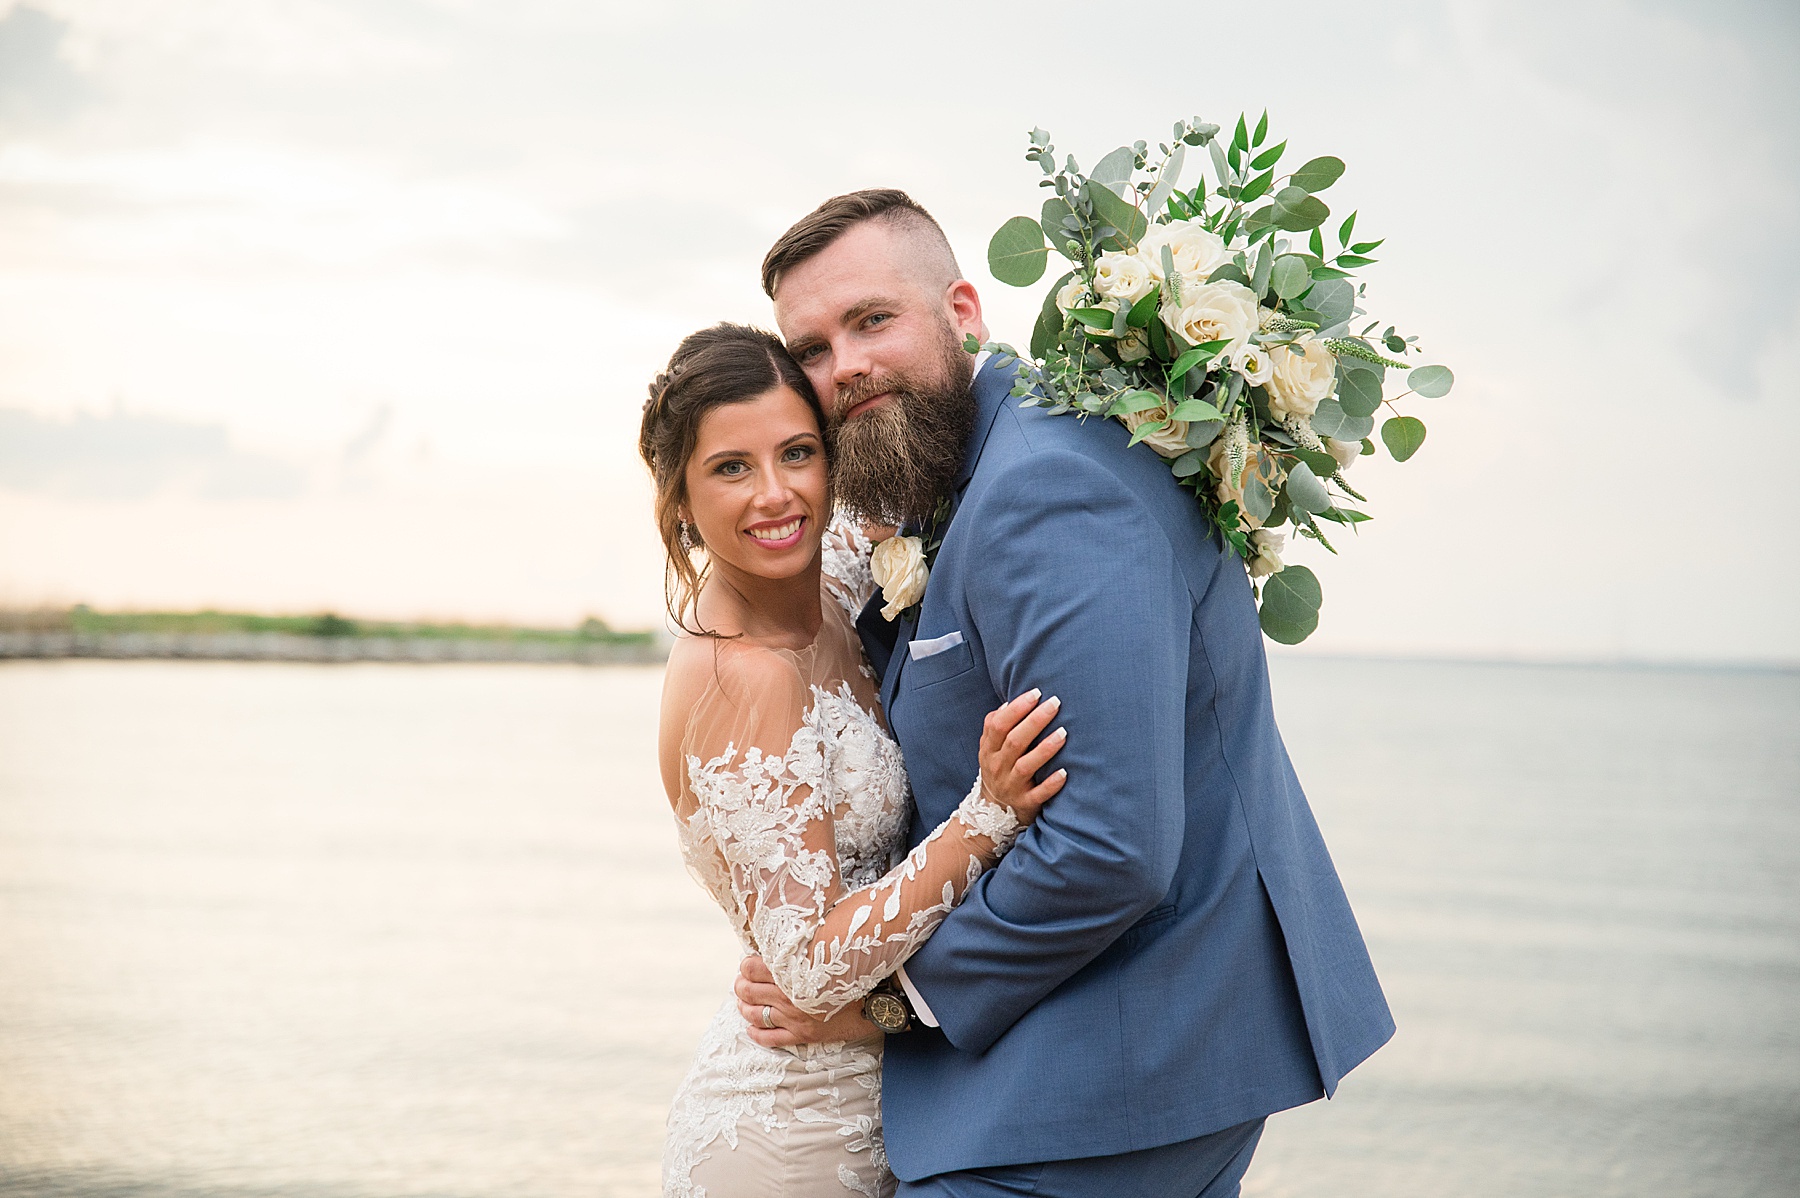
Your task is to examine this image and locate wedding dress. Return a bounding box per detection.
[661,519,1023,1198]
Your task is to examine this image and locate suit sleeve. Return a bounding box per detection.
[897,448,1192,1053]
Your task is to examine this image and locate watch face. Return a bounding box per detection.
[866,991,909,1032]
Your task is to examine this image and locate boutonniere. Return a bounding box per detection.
[869,497,951,622]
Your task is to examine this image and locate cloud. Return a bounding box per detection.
[0,406,306,500]
[0,4,88,126]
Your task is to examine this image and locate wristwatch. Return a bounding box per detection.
[863,980,915,1033]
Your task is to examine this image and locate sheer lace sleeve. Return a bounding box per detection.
[819,510,875,618]
[682,645,1022,1017]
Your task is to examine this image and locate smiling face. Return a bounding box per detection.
[772,219,986,526]
[680,385,828,585]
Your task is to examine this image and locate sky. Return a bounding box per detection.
[0,0,1795,662]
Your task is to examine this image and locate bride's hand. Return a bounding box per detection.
[978,689,1068,825]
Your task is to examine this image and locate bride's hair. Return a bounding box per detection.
[639,323,826,635]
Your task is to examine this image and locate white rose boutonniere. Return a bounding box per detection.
[870,534,930,622]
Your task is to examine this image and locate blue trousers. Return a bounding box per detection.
[896,1117,1266,1198]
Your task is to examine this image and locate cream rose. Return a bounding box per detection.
[1161,281,1259,359]
[1265,337,1338,419]
[1117,403,1191,459]
[1233,343,1274,386]
[1092,251,1156,304]
[870,535,928,621]
[1326,437,1362,471]
[1054,276,1090,315]
[1117,328,1151,363]
[1248,528,1286,579]
[1140,219,1231,288]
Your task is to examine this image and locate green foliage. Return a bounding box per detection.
[1272,186,1330,232]
[1291,156,1345,192]
[989,216,1050,286]
[1407,364,1454,397]
[1381,416,1428,461]
[1258,565,1322,644]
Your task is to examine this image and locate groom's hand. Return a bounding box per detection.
[735,955,879,1047]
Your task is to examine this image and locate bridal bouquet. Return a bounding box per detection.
[975,115,1452,644]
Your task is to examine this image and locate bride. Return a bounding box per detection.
[640,323,1067,1198]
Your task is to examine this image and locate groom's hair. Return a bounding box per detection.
[761,188,961,298]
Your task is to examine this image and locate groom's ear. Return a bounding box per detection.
[945,278,986,343]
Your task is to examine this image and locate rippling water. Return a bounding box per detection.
[0,659,1795,1197]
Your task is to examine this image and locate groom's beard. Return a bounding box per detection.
[827,328,977,530]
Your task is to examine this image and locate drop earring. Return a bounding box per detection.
[679,522,695,553]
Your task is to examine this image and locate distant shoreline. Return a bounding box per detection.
[0,631,668,664]
[0,608,670,665]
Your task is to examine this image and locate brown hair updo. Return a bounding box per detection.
[638,323,826,635]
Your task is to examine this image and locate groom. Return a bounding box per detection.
[737,189,1394,1196]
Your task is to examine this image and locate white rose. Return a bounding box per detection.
[1161,281,1259,360]
[1233,343,1274,386]
[1265,337,1338,419]
[1117,328,1151,363]
[1248,528,1286,579]
[1117,403,1191,459]
[1141,220,1231,287]
[1326,437,1362,471]
[1092,251,1156,304]
[870,535,929,621]
[1054,277,1090,315]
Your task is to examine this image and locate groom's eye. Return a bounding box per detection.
[863,313,890,329]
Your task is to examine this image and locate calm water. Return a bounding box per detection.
[0,659,1795,1197]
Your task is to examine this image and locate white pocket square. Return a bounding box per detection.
[908,630,965,661]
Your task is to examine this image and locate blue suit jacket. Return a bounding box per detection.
[858,358,1394,1181]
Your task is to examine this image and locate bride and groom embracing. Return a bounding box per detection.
[641,189,1394,1198]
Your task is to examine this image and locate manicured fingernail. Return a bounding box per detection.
[1052,727,1067,740]
[1054,768,1067,779]
[1021,688,1041,703]
[1045,695,1061,709]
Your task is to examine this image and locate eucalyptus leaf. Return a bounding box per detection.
[1310,397,1373,441]
[1144,143,1186,216]
[1291,156,1346,192]
[1171,448,1207,478]
[1208,138,1231,188]
[1087,183,1148,249]
[1272,186,1330,232]
[1040,197,1078,256]
[1407,364,1454,398]
[1242,472,1275,522]
[1030,272,1072,360]
[1185,418,1224,448]
[1251,243,1273,297]
[1306,277,1354,326]
[1089,146,1137,196]
[988,216,1049,286]
[1270,255,1311,300]
[1258,564,1322,644]
[1283,461,1332,513]
[1381,416,1427,461]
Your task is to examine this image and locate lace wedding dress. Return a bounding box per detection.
[661,520,1022,1198]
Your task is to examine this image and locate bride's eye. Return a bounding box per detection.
[781,444,816,464]
[716,459,748,477]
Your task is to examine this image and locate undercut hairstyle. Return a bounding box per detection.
[761,188,962,299]
[638,323,826,635]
